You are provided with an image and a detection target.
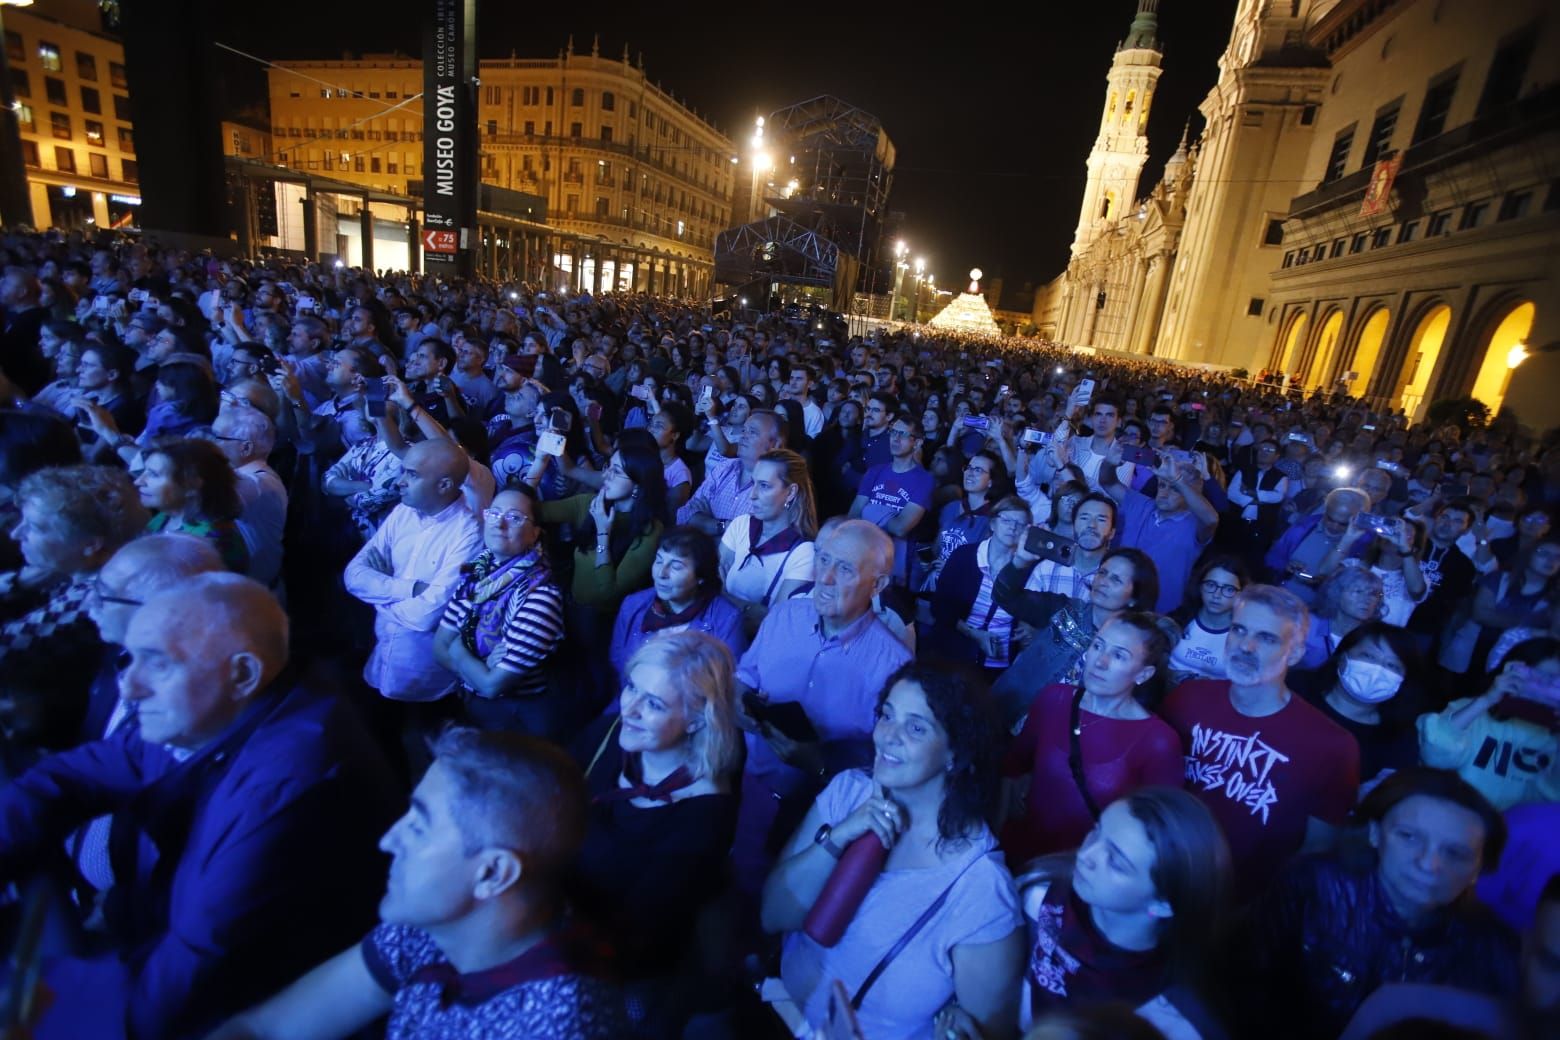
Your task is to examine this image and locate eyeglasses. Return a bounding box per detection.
[965,465,992,476]
[92,579,143,608]
[1201,580,1240,597]
[993,516,1027,530]
[482,508,532,526]
[889,428,917,439]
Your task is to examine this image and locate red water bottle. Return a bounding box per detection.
[802,833,889,947]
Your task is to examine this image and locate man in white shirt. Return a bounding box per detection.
[344,438,482,704]
[785,364,825,438]
[211,405,288,589]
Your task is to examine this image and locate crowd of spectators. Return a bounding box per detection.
[0,225,1557,1040]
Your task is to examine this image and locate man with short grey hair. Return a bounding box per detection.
[730,519,912,891]
[0,574,399,1040]
[1162,584,1360,899]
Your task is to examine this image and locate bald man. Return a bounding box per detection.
[344,437,482,704]
[730,519,912,892]
[0,574,399,1040]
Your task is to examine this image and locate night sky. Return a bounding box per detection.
[212,0,1239,302]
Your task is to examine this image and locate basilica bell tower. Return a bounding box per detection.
[1070,0,1164,258]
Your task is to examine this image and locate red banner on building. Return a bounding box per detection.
[1360,154,1402,218]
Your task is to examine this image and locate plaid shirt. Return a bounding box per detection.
[676,450,753,526]
[0,573,96,663]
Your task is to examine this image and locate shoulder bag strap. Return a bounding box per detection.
[1067,686,1104,820]
[585,716,622,779]
[762,544,799,606]
[851,850,986,1010]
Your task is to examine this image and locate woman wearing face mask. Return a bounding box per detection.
[570,631,742,1037]
[1015,788,1232,1039]
[1000,614,1185,866]
[991,548,1161,733]
[1167,554,1248,684]
[1298,621,1423,789]
[719,449,818,636]
[1300,565,1385,670]
[608,526,746,692]
[1419,636,1560,810]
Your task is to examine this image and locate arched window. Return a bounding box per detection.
[1124,90,1135,117]
[571,88,585,106]
[601,91,615,111]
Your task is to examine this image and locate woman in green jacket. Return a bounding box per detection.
[529,431,667,615]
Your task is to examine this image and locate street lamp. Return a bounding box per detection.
[888,240,909,323]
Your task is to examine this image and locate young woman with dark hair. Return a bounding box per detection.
[1167,552,1250,684]
[762,664,1024,1040]
[1016,787,1233,1038]
[1001,613,1185,864]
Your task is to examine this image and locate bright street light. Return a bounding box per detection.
[914,257,925,274]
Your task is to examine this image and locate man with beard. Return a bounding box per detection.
[1161,584,1360,899]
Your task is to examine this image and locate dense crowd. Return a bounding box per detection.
[0,225,1557,1040]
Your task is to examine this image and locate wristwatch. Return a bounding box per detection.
[813,823,845,860]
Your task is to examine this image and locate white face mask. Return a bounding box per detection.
[1339,658,1403,704]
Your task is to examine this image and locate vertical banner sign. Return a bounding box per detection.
[423,0,478,273]
[1359,154,1402,219]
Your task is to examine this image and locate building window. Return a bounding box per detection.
[521,120,533,136]
[20,140,38,167]
[570,122,581,138]
[45,77,66,106]
[629,101,637,119]
[84,119,103,144]
[1497,191,1532,222]
[1371,227,1392,248]
[1426,210,1452,236]
[89,152,108,178]
[523,86,539,105]
[81,86,101,114]
[10,69,27,98]
[1311,244,1327,262]
[1282,251,1294,269]
[1247,297,1265,316]
[1263,218,1284,246]
[387,158,398,174]
[38,42,61,72]
[113,95,131,120]
[1350,232,1369,254]
[566,195,578,215]
[1361,99,1402,167]
[14,102,33,130]
[595,196,609,217]
[1397,220,1419,243]
[601,91,614,111]
[1330,238,1347,258]
[544,120,552,136]
[122,159,137,183]
[371,157,381,173]
[1324,125,1355,182]
[571,88,584,107]
[76,51,97,81]
[485,119,497,136]
[1300,104,1317,126]
[53,146,74,172]
[4,31,22,64]
[109,62,127,89]
[1413,67,1460,144]
[50,111,70,140]
[353,156,364,172]
[1478,29,1536,115]
[546,86,554,105]
[118,126,134,152]
[601,125,613,144]
[1459,201,1488,229]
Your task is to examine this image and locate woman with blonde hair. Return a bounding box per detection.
[569,630,743,1037]
[719,448,819,634]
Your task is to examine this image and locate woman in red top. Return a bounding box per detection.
[1001,612,1186,866]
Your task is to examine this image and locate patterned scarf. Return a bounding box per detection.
[642,591,716,634]
[455,548,550,658]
